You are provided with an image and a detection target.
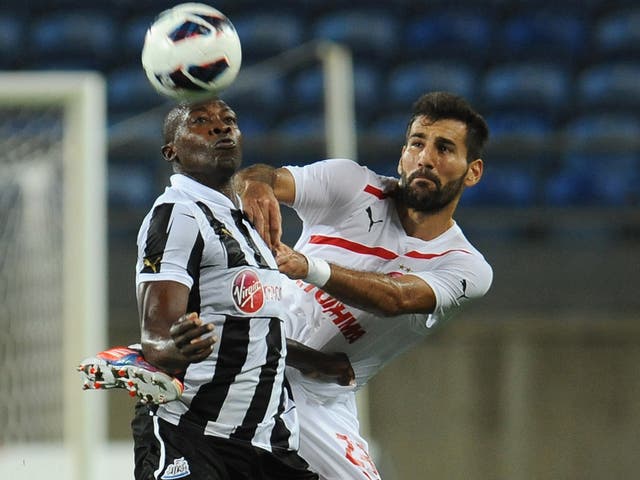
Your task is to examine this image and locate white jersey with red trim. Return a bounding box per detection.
[283,158,493,392]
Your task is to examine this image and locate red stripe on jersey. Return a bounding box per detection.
[363,184,387,199]
[309,235,398,259]
[308,235,470,260]
[406,248,471,259]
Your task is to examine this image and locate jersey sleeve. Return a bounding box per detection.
[136,202,203,289]
[284,158,372,225]
[409,253,493,314]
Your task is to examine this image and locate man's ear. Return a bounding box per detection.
[397,145,406,178]
[161,143,176,164]
[465,159,483,187]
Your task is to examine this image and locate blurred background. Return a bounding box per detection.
[1,0,639,479]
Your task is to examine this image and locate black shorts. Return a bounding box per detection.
[132,403,318,480]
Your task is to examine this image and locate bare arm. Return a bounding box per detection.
[286,339,355,386]
[275,244,436,316]
[232,164,296,249]
[138,280,216,374]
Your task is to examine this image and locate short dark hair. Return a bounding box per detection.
[162,103,190,144]
[406,91,489,162]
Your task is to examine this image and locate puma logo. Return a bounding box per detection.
[365,206,383,232]
[143,256,162,273]
[457,279,469,300]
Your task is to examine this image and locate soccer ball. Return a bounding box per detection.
[141,3,242,100]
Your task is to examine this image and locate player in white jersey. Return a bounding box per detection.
[236,91,493,479]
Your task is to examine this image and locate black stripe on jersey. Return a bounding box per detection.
[230,317,285,444]
[269,372,294,451]
[140,203,174,274]
[178,315,251,431]
[231,209,270,268]
[186,233,204,315]
[195,202,249,268]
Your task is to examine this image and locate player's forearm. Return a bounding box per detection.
[286,339,354,386]
[321,264,420,316]
[232,164,277,191]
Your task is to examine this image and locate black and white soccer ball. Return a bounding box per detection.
[141,3,242,100]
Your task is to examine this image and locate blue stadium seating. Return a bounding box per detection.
[233,13,304,63]
[290,63,382,121]
[311,9,399,61]
[29,12,116,70]
[107,66,165,114]
[10,0,640,208]
[0,15,24,69]
[481,63,571,115]
[387,61,476,109]
[562,113,640,153]
[593,7,640,59]
[403,9,493,66]
[485,111,554,146]
[495,9,588,63]
[576,62,640,111]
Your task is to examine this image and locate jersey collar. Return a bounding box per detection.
[170,174,237,209]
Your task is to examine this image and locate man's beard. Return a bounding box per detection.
[397,168,467,213]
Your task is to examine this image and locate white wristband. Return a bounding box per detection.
[304,256,331,288]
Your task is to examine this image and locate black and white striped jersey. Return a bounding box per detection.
[135,174,299,453]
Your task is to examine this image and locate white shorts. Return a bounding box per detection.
[288,370,381,480]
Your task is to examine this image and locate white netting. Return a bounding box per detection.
[0,106,65,442]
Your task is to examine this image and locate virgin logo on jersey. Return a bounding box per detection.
[296,280,366,343]
[231,269,265,314]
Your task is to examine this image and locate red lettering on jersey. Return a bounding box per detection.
[336,433,380,480]
[298,283,366,343]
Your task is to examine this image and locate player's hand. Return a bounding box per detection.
[240,180,282,250]
[169,312,217,364]
[300,352,355,387]
[274,243,309,279]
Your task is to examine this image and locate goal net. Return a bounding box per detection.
[0,73,107,480]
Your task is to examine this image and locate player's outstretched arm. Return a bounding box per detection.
[232,164,296,250]
[286,339,355,386]
[275,244,437,316]
[138,280,216,374]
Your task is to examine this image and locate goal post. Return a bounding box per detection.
[0,72,107,480]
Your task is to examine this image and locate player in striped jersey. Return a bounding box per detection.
[236,92,493,479]
[127,98,317,479]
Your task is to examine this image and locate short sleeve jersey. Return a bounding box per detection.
[136,174,298,453]
[283,159,493,390]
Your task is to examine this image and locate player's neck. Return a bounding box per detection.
[396,202,456,241]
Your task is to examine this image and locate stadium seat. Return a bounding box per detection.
[290,63,382,120]
[545,159,639,207]
[576,62,640,111]
[481,62,571,115]
[562,113,640,153]
[495,9,588,63]
[485,111,554,145]
[120,15,155,64]
[233,13,304,63]
[222,70,287,117]
[387,61,476,109]
[0,15,24,68]
[403,9,493,66]
[593,7,640,60]
[107,66,166,114]
[460,167,538,207]
[108,162,158,208]
[28,12,116,70]
[311,8,399,61]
